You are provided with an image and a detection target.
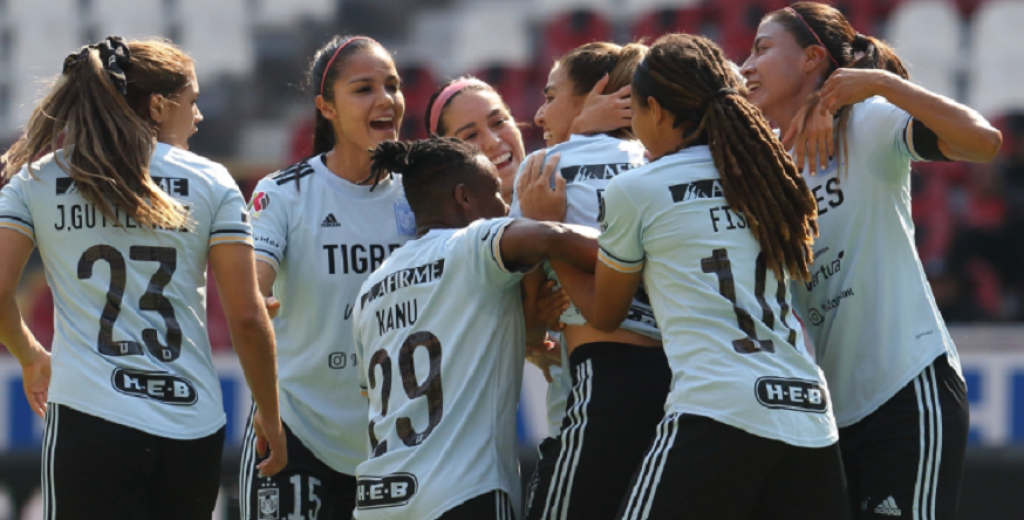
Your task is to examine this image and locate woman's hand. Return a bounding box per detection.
[783,94,834,176]
[517,151,567,222]
[264,296,280,319]
[818,68,894,115]
[537,279,569,332]
[526,337,561,383]
[253,407,288,477]
[20,346,50,418]
[570,74,633,136]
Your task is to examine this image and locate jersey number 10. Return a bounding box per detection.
[366,331,444,458]
[701,249,798,354]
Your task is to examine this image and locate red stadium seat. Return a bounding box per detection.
[471,65,539,128]
[713,0,788,62]
[541,9,614,65]
[398,64,437,139]
[630,6,707,43]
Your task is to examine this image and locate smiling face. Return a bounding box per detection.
[440,89,525,202]
[318,46,405,154]
[534,64,584,148]
[154,76,202,150]
[741,20,824,125]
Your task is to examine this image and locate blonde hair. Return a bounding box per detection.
[2,39,197,230]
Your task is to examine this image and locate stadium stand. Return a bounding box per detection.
[970,0,1024,117]
[178,0,254,78]
[889,0,961,100]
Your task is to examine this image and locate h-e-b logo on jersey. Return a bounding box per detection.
[111,368,198,405]
[754,377,828,413]
[357,473,418,509]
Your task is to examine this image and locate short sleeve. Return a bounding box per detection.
[454,217,528,290]
[209,182,253,249]
[0,171,36,243]
[853,98,916,180]
[597,178,644,274]
[248,179,288,271]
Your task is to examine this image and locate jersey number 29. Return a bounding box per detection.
[366,331,444,458]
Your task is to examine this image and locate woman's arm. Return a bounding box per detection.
[255,261,280,318]
[552,258,640,334]
[0,229,50,418]
[819,69,1002,162]
[210,243,287,477]
[516,151,567,223]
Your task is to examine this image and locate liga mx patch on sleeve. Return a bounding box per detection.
[249,192,270,219]
[394,197,416,235]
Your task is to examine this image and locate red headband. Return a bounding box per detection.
[429,78,489,135]
[319,36,377,97]
[785,7,839,68]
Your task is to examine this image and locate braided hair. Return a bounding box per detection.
[634,33,818,281]
[368,138,494,217]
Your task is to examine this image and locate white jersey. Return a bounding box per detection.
[511,134,658,339]
[0,143,252,439]
[792,97,962,427]
[598,146,838,448]
[352,218,527,520]
[250,155,414,474]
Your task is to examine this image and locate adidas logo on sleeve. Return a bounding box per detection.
[321,213,341,227]
[874,496,902,517]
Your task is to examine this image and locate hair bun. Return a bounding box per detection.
[372,140,412,173]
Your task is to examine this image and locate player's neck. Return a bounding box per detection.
[414,211,469,238]
[768,83,819,140]
[323,142,373,185]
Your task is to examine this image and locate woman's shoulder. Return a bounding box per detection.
[154,143,235,188]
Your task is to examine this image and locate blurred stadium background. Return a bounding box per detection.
[1,0,1023,518]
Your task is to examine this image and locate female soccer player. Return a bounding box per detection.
[238,35,408,520]
[512,42,673,520]
[352,138,599,520]
[565,33,848,519]
[0,37,285,520]
[741,3,1001,518]
[424,74,629,439]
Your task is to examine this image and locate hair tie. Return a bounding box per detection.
[319,36,376,97]
[784,7,839,68]
[428,78,489,135]
[62,36,131,97]
[700,87,738,111]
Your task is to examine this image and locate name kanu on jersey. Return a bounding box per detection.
[375,298,419,336]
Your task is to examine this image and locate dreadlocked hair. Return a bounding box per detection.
[368,138,493,216]
[634,33,818,281]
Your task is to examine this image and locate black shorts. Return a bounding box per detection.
[239,405,357,520]
[617,413,850,520]
[839,354,969,520]
[436,490,515,520]
[41,403,224,520]
[526,342,671,520]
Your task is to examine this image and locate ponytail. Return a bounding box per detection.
[2,37,194,231]
[767,2,912,179]
[849,33,908,80]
